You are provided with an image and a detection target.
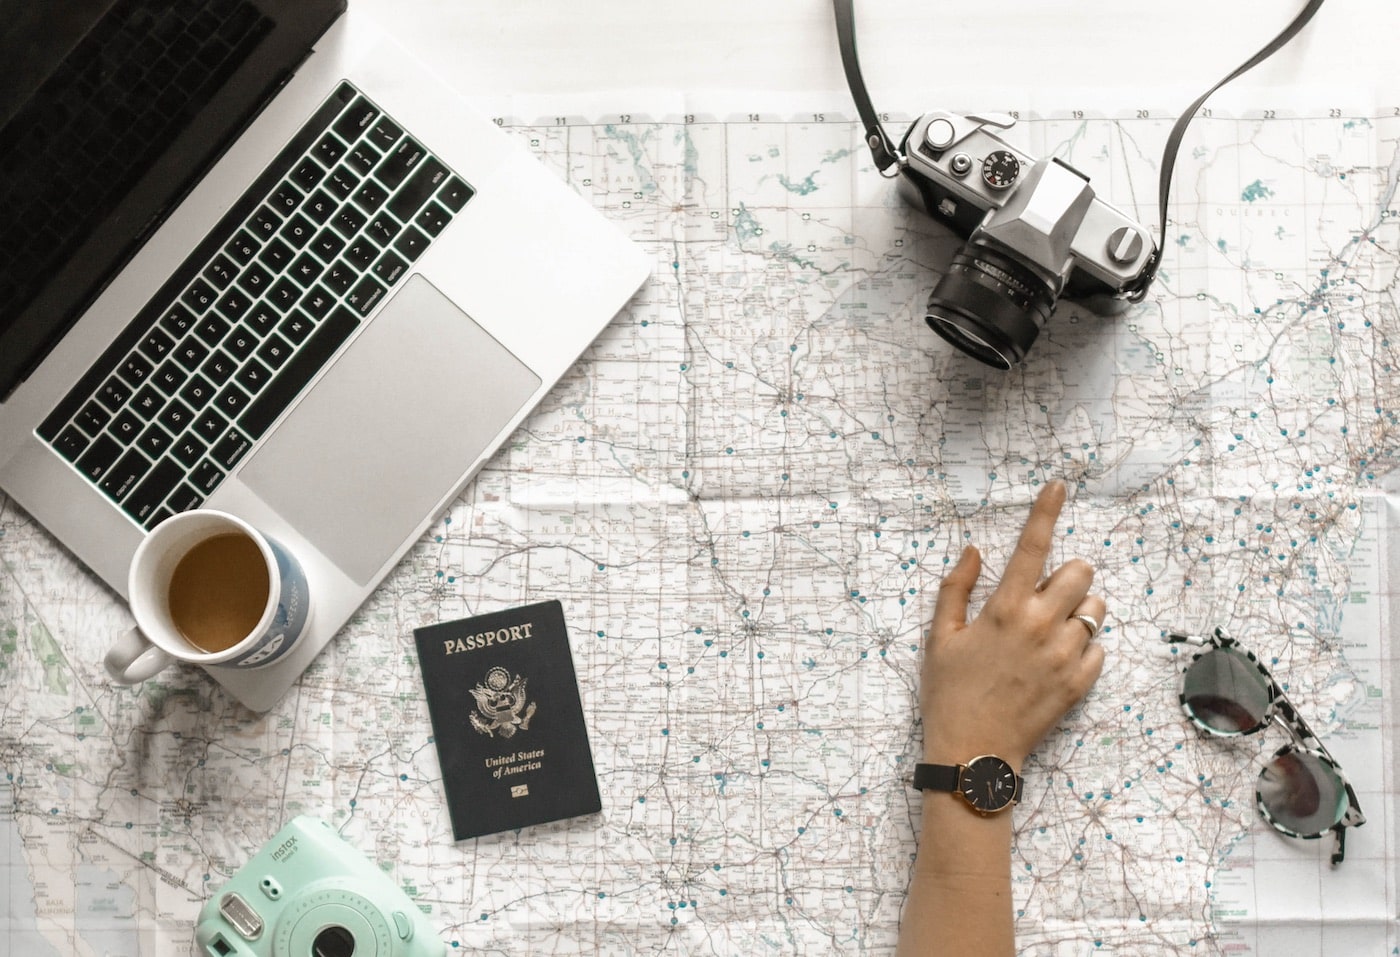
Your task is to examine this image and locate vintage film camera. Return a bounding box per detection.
[195,816,445,957]
[832,0,1326,369]
[895,110,1155,368]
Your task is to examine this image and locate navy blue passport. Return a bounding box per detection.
[414,600,601,840]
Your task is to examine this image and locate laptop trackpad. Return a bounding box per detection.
[239,276,542,585]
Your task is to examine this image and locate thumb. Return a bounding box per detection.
[930,545,980,641]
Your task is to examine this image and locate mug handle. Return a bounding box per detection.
[105,627,174,684]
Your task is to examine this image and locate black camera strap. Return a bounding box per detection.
[833,0,1329,294]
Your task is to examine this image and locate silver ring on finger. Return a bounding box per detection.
[1072,614,1101,638]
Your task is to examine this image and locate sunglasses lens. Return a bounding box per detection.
[1256,747,1348,837]
[1181,647,1271,733]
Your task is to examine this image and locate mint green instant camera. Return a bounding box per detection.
[194,816,445,956]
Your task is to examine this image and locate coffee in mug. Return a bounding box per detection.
[105,509,311,686]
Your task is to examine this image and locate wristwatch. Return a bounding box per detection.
[913,756,1022,814]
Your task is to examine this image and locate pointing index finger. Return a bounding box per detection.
[1001,480,1067,593]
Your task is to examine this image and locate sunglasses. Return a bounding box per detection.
[1166,627,1365,866]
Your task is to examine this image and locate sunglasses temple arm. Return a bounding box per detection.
[1331,824,1346,867]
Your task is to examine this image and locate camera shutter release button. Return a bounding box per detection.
[392,910,414,940]
[925,118,956,150]
[949,152,973,177]
[1107,226,1145,264]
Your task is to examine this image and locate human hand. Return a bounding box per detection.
[921,480,1106,771]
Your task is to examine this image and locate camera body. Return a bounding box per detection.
[895,110,1156,368]
[194,816,445,957]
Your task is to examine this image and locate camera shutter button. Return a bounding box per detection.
[924,118,956,151]
[949,153,973,177]
[392,910,415,940]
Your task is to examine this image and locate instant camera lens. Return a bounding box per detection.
[312,925,357,957]
[924,239,1058,369]
[1256,746,1348,837]
[1180,647,1272,734]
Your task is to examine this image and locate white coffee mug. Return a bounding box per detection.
[105,509,311,685]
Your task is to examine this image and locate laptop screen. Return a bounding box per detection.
[0,0,345,401]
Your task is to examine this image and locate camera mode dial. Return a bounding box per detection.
[981,150,1020,190]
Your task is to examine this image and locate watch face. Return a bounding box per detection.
[958,756,1018,812]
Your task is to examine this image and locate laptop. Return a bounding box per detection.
[0,0,650,710]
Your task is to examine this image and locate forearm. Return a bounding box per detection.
[895,792,1015,957]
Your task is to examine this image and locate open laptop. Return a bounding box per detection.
[0,0,650,710]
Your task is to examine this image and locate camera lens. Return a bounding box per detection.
[924,239,1058,369]
[312,925,356,957]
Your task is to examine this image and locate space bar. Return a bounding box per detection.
[239,307,360,439]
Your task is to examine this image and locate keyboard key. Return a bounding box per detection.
[280,213,316,248]
[394,225,430,262]
[166,483,205,514]
[77,434,123,482]
[194,313,231,347]
[353,180,389,213]
[415,202,450,236]
[201,350,237,386]
[326,166,360,200]
[203,255,238,289]
[130,385,164,419]
[313,134,345,167]
[179,374,216,409]
[368,116,402,151]
[311,227,347,262]
[256,334,293,370]
[271,182,303,215]
[214,382,250,418]
[267,278,301,312]
[377,138,426,192]
[193,408,229,444]
[258,237,294,272]
[171,434,207,469]
[160,303,198,337]
[246,304,280,337]
[191,459,226,495]
[303,189,337,224]
[54,426,90,462]
[157,398,195,436]
[96,377,133,412]
[225,328,258,361]
[235,358,272,395]
[249,205,283,240]
[181,279,217,314]
[212,428,252,469]
[237,261,274,297]
[347,276,387,316]
[332,205,366,238]
[346,143,381,176]
[76,401,111,436]
[289,253,325,288]
[388,158,448,220]
[290,158,325,193]
[344,239,377,270]
[373,250,408,285]
[302,287,335,320]
[333,97,380,143]
[240,307,359,438]
[119,353,153,387]
[175,338,211,372]
[216,288,252,322]
[439,176,474,211]
[123,457,184,526]
[278,311,314,345]
[139,328,176,364]
[109,409,143,443]
[366,214,400,246]
[149,360,185,396]
[225,229,261,265]
[99,448,151,501]
[136,423,173,459]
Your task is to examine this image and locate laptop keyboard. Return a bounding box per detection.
[37,82,474,531]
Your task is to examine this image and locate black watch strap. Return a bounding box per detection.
[912,762,959,792]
